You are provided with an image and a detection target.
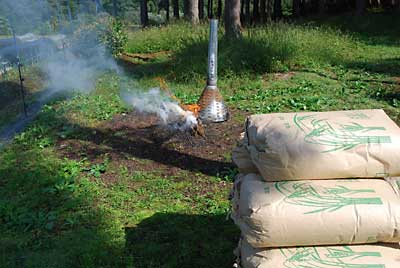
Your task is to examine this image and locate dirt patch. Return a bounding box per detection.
[122,51,171,62]
[273,72,296,81]
[57,108,248,183]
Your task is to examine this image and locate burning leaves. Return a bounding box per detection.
[121,87,202,135]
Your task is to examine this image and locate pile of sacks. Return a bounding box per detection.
[231,109,400,268]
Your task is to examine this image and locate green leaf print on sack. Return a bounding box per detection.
[280,246,384,268]
[293,114,391,153]
[275,181,383,214]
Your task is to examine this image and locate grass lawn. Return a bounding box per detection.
[0,66,47,131]
[0,13,400,268]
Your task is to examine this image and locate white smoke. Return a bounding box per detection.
[43,47,119,93]
[1,0,197,131]
[1,0,118,94]
[122,88,198,131]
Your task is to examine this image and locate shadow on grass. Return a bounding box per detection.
[0,81,22,107]
[125,212,239,268]
[0,70,48,132]
[304,12,400,46]
[0,145,126,267]
[0,104,239,267]
[345,57,400,77]
[119,35,297,83]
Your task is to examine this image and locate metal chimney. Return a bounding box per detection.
[198,19,229,123]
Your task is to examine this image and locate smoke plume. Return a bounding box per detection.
[122,88,198,131]
[0,0,196,133]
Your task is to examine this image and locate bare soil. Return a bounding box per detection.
[58,109,248,183]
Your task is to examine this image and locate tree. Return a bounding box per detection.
[166,0,170,21]
[273,0,282,20]
[318,0,326,14]
[266,0,272,21]
[292,0,301,17]
[217,0,223,18]
[244,0,250,24]
[183,0,189,18]
[356,0,366,15]
[260,0,266,22]
[112,0,118,16]
[173,0,179,18]
[253,0,260,23]
[199,0,205,19]
[240,0,244,21]
[224,0,241,38]
[208,0,214,18]
[140,0,148,26]
[188,0,199,24]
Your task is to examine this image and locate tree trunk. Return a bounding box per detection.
[166,0,170,21]
[199,0,205,19]
[292,0,301,17]
[224,0,242,38]
[173,0,180,18]
[184,0,190,18]
[260,0,266,22]
[217,0,223,18]
[253,0,260,23]
[356,0,366,15]
[208,0,214,18]
[140,0,149,26]
[240,0,244,21]
[273,0,282,20]
[245,0,250,24]
[369,0,379,8]
[113,0,118,16]
[318,0,326,14]
[188,0,200,24]
[266,0,272,21]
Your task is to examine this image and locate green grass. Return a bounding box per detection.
[0,66,47,130]
[124,17,400,122]
[1,13,400,267]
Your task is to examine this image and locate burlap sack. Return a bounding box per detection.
[238,240,400,268]
[386,177,400,196]
[231,174,400,248]
[232,133,259,174]
[233,109,400,181]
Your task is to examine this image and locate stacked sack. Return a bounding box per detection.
[231,109,400,268]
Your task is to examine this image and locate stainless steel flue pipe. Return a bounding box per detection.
[207,19,218,88]
[198,19,229,123]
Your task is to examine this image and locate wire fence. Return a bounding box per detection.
[0,37,65,121]
[0,38,62,79]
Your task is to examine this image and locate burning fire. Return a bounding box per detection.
[180,104,201,117]
[156,77,204,135]
[121,78,204,137]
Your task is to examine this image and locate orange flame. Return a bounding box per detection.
[155,77,201,117]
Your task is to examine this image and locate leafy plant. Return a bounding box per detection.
[100,18,128,57]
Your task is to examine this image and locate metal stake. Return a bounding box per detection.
[17,60,27,117]
[11,26,28,117]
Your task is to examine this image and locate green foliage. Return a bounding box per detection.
[63,93,126,121]
[126,22,209,53]
[125,22,362,82]
[70,14,128,58]
[100,18,128,57]
[0,16,10,35]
